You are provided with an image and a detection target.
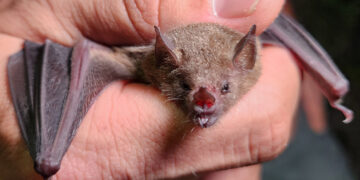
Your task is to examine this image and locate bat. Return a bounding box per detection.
[7,13,353,178]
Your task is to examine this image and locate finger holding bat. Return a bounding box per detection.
[1,0,351,179]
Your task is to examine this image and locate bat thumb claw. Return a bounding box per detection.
[331,101,354,124]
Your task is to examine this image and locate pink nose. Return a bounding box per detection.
[195,99,214,108]
[193,87,215,109]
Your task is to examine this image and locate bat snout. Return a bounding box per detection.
[193,87,216,111]
[192,87,219,127]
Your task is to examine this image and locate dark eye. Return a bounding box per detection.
[221,82,230,94]
[181,82,191,91]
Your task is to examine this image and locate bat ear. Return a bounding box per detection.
[154,26,179,65]
[233,25,257,70]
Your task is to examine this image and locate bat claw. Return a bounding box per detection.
[331,101,354,123]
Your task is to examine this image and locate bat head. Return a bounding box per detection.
[149,24,260,127]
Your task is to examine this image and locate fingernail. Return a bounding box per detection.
[213,0,259,18]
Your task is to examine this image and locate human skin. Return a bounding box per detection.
[0,0,300,179]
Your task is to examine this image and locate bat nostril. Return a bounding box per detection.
[193,87,215,109]
[206,100,214,108]
[195,99,214,108]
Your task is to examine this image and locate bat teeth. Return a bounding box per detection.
[194,112,219,128]
[34,159,60,178]
[198,117,209,128]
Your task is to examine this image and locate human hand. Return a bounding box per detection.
[0,0,300,179]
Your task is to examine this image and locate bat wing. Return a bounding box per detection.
[8,41,72,177]
[260,13,353,123]
[7,39,136,178]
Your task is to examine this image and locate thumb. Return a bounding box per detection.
[0,0,284,45]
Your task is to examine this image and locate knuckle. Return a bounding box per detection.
[123,0,160,41]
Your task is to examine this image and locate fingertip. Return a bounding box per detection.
[159,0,285,34]
[301,73,327,134]
[213,0,285,34]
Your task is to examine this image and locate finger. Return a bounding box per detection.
[0,0,285,45]
[201,165,261,180]
[301,72,327,134]
[0,34,23,143]
[53,46,300,179]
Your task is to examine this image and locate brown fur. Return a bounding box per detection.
[118,23,261,126]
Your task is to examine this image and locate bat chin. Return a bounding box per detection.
[193,112,218,128]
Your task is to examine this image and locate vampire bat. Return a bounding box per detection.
[7,13,353,178]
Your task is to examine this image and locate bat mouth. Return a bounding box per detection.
[192,103,218,128]
[194,111,217,128]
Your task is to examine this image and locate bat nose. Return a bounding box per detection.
[193,87,215,109]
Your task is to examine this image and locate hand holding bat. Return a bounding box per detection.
[0,0,351,179]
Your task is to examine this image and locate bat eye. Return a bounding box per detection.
[181,82,191,91]
[221,82,230,94]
